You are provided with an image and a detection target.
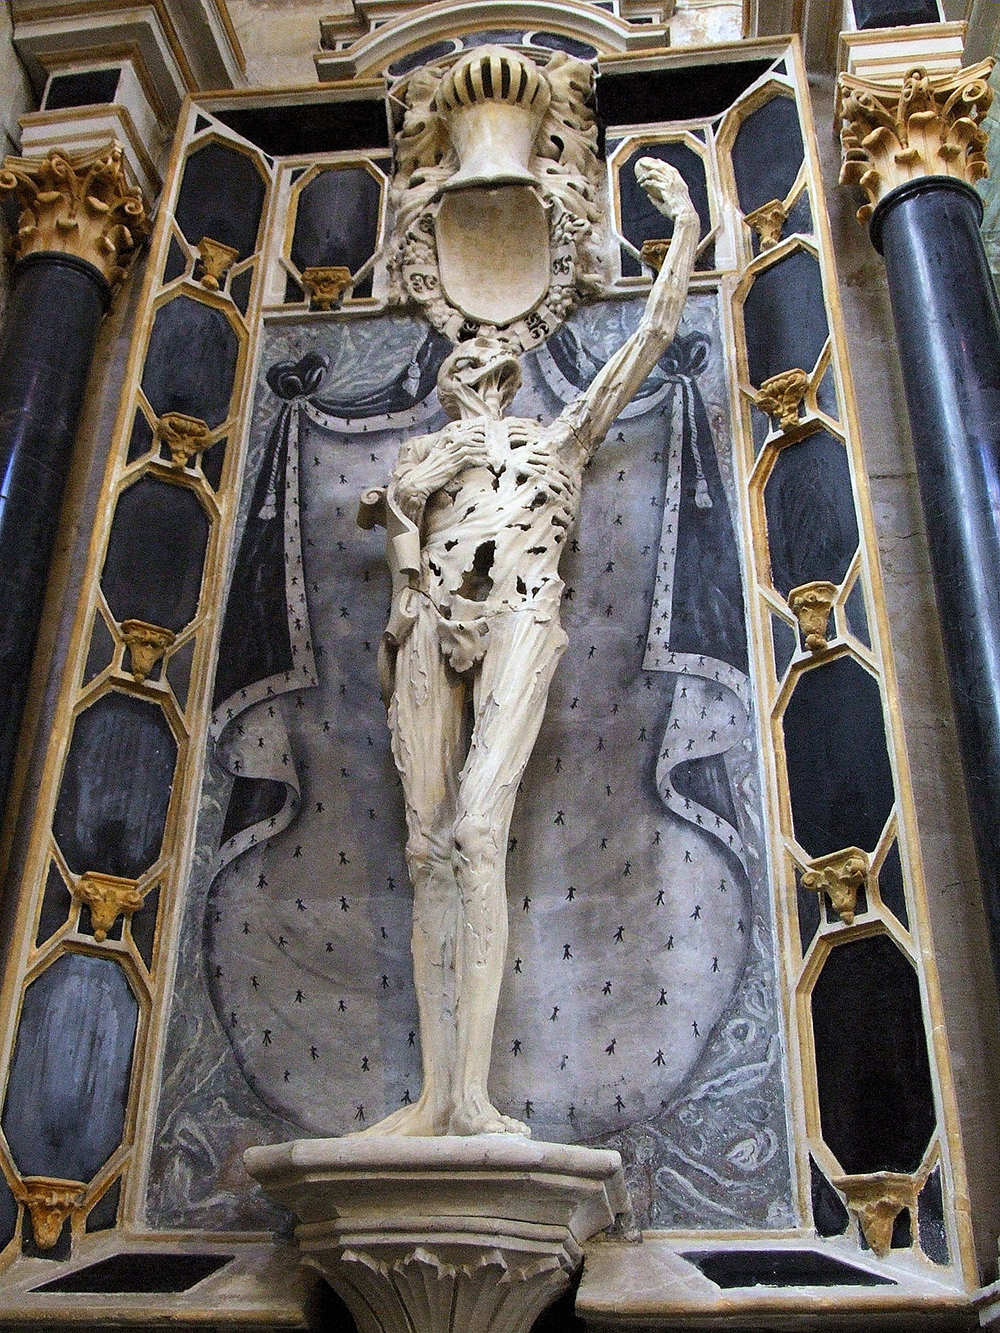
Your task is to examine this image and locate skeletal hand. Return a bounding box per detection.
[635,157,696,223]
[392,422,490,519]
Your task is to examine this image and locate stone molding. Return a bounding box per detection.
[838,61,994,225]
[245,1137,627,1333]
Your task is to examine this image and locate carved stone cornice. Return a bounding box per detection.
[0,142,149,286]
[302,265,353,310]
[839,62,994,225]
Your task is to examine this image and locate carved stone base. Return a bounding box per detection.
[244,1137,627,1333]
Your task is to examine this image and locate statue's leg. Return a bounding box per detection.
[448,609,568,1136]
[356,608,466,1136]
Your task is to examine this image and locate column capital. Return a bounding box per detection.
[838,61,994,226]
[0,141,149,287]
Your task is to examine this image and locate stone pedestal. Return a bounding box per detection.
[244,1137,628,1333]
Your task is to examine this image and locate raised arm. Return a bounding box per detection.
[562,159,699,457]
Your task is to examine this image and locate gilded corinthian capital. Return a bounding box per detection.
[0,142,149,285]
[839,61,994,224]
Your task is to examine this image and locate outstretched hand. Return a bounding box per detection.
[635,157,697,222]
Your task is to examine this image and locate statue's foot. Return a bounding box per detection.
[449,1095,531,1137]
[349,1098,445,1137]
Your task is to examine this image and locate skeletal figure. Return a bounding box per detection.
[358,159,698,1136]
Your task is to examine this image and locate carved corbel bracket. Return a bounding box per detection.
[830,1171,919,1257]
[156,411,213,468]
[197,236,239,291]
[839,61,994,224]
[745,198,787,250]
[120,618,176,682]
[302,265,353,310]
[0,142,149,285]
[14,1176,85,1249]
[640,238,672,272]
[787,580,839,653]
[801,847,869,926]
[757,368,810,433]
[76,870,144,941]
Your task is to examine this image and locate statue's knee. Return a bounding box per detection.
[452,811,495,869]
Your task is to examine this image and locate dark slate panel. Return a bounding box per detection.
[163,237,189,284]
[44,68,119,110]
[731,93,804,218]
[213,100,389,155]
[795,869,821,954]
[530,32,597,59]
[35,862,69,946]
[52,692,177,879]
[127,408,153,462]
[2,953,138,1181]
[83,612,115,684]
[853,0,940,29]
[34,1251,231,1293]
[918,1167,949,1264]
[165,639,196,711]
[811,934,935,1174]
[175,141,266,260]
[810,1155,850,1236]
[387,40,456,77]
[771,614,797,678]
[0,1168,17,1253]
[764,430,858,597]
[101,475,210,632]
[844,578,870,647]
[877,840,909,930]
[230,267,253,317]
[141,295,239,429]
[130,884,160,970]
[783,190,813,240]
[783,656,895,859]
[291,167,382,277]
[685,1248,893,1287]
[201,437,227,490]
[891,1206,912,1248]
[744,248,828,388]
[85,1177,121,1232]
[596,59,774,127]
[616,141,714,271]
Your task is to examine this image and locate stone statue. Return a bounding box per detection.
[358,158,699,1137]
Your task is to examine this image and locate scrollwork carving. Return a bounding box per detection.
[800,847,869,926]
[121,619,176,682]
[757,368,810,432]
[76,870,144,941]
[839,62,994,224]
[787,580,838,653]
[156,411,213,468]
[302,265,353,310]
[0,142,148,285]
[745,198,787,249]
[197,236,239,291]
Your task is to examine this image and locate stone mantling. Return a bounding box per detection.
[0,141,149,285]
[839,61,994,225]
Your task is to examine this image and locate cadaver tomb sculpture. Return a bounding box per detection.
[356,157,699,1136]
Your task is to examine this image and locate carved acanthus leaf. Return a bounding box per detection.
[831,1171,919,1257]
[14,1176,85,1249]
[197,236,239,291]
[787,580,839,653]
[0,142,149,284]
[302,265,353,310]
[156,411,213,468]
[757,368,810,432]
[121,619,176,682]
[839,61,994,224]
[76,870,144,941]
[801,847,869,926]
[745,197,787,249]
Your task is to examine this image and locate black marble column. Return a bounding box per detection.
[871,175,1000,992]
[0,250,109,823]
